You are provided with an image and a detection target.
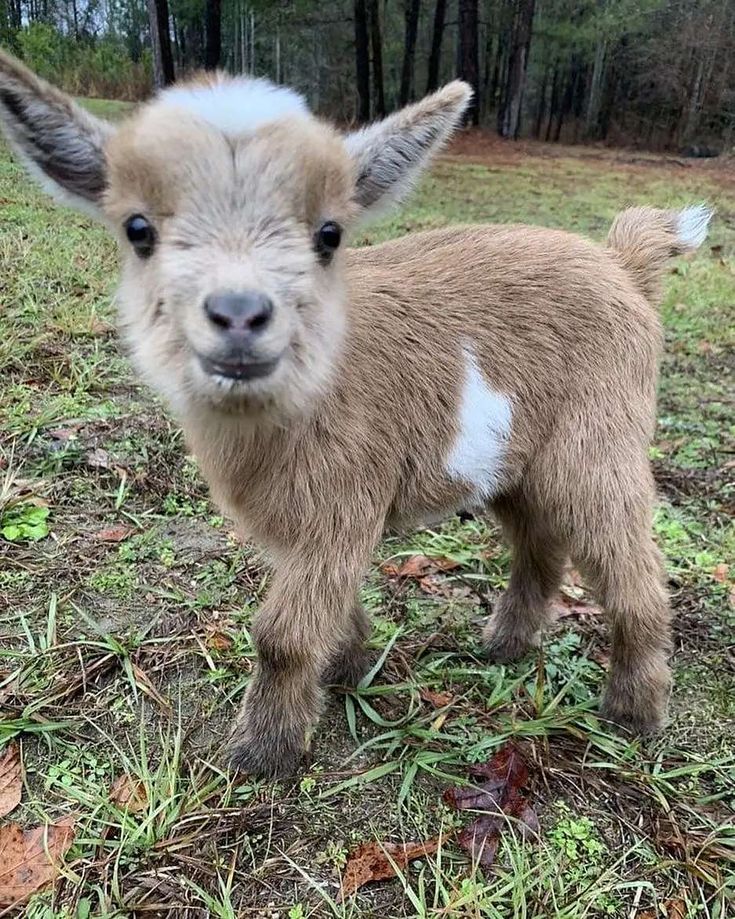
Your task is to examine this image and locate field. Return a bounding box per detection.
[1,101,734,918]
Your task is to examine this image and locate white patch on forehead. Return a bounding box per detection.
[446,348,512,506]
[160,78,308,135]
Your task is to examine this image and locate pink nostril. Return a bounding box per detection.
[204,290,274,333]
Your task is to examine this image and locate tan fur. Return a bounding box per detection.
[0,56,710,778]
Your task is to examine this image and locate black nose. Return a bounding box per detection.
[204,290,274,333]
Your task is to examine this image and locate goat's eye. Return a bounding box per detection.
[124,214,156,258]
[315,221,342,261]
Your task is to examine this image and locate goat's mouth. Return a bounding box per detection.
[197,353,281,382]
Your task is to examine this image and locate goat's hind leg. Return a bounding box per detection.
[576,524,671,735]
[322,599,371,687]
[484,494,567,661]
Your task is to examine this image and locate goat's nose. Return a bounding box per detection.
[204,290,274,333]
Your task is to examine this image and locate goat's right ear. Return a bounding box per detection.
[344,81,472,218]
[0,50,113,216]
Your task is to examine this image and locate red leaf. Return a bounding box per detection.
[0,743,22,818]
[444,743,538,868]
[0,817,75,906]
[93,525,135,543]
[341,839,439,896]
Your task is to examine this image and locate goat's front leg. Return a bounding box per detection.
[227,537,377,778]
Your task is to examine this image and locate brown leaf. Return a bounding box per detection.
[0,743,22,818]
[712,563,729,584]
[93,525,135,543]
[420,688,454,708]
[48,425,82,442]
[381,554,461,580]
[444,743,538,868]
[85,448,111,469]
[637,899,688,919]
[0,817,75,906]
[205,630,234,651]
[341,839,439,896]
[109,773,148,813]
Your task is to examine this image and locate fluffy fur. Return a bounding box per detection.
[0,52,713,778]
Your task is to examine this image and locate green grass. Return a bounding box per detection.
[1,123,733,917]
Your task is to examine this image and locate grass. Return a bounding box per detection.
[1,107,733,917]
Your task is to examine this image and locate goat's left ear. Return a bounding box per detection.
[344,81,472,217]
[0,50,113,217]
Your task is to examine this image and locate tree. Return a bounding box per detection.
[426,0,446,93]
[399,0,421,106]
[368,0,385,116]
[497,0,535,138]
[458,0,479,124]
[147,0,175,87]
[204,0,221,70]
[354,0,371,121]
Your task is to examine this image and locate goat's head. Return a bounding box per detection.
[0,54,471,419]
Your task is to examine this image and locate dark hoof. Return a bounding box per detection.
[600,697,666,737]
[227,731,307,779]
[322,646,373,688]
[482,621,537,663]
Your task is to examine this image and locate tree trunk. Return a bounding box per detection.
[426,0,446,93]
[458,0,479,124]
[584,39,606,138]
[399,0,421,106]
[354,0,371,121]
[368,0,385,116]
[498,0,535,138]
[533,64,548,138]
[147,0,175,89]
[545,63,559,142]
[204,0,222,70]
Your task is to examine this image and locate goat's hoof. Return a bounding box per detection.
[482,621,536,663]
[322,646,373,688]
[227,731,306,779]
[600,695,666,737]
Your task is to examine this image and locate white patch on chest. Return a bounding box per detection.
[161,78,308,136]
[446,349,512,506]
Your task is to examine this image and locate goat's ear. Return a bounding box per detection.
[0,50,113,216]
[344,81,471,217]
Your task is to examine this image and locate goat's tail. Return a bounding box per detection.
[607,204,713,304]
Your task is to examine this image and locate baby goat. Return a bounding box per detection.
[0,53,712,778]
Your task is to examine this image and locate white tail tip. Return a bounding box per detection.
[676,204,714,250]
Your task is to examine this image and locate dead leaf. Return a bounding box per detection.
[0,743,22,818]
[444,743,538,868]
[90,317,115,335]
[381,554,461,580]
[0,817,75,906]
[48,425,81,442]
[85,448,111,469]
[93,525,135,543]
[713,563,729,583]
[420,688,454,708]
[205,630,234,651]
[341,838,439,896]
[109,773,148,813]
[637,898,688,919]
